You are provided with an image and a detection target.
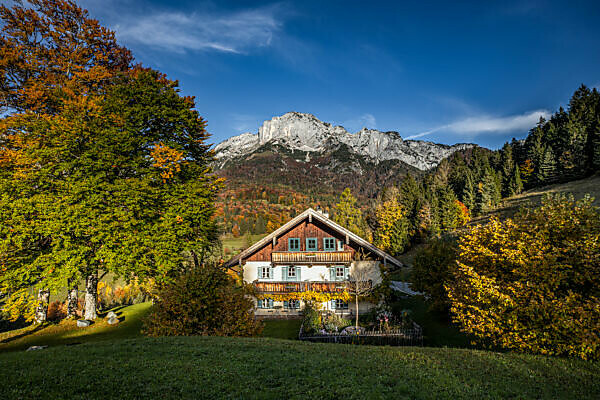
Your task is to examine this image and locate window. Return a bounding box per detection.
[285,299,300,309]
[288,238,300,252]
[288,266,297,278]
[323,237,336,251]
[330,265,348,281]
[306,237,318,251]
[258,298,273,309]
[282,266,301,281]
[259,266,271,279]
[331,299,348,310]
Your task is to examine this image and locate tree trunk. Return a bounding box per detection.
[35,289,50,323]
[67,283,78,318]
[84,274,98,320]
[355,294,359,328]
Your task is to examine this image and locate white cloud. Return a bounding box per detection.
[406,110,549,140]
[113,5,283,54]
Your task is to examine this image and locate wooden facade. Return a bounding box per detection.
[246,218,359,262]
[271,251,352,265]
[253,281,354,294]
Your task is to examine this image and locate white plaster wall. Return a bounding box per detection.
[244,261,382,284]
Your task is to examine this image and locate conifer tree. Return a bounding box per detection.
[461,171,476,212]
[508,165,523,197]
[537,146,558,184]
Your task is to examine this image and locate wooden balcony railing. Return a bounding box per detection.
[271,251,353,265]
[253,281,348,294]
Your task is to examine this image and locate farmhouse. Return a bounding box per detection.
[224,208,402,317]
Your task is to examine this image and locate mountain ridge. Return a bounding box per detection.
[214,111,474,171]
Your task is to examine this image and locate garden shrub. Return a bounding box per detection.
[143,264,262,337]
[301,302,321,334]
[447,194,600,360]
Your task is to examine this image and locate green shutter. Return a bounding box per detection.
[296,266,301,281]
[268,298,273,308]
[284,300,289,309]
[282,266,288,281]
[329,266,335,281]
[344,266,350,280]
[331,299,336,310]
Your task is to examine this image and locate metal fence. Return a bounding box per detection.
[299,322,423,346]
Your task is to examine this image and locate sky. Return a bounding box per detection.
[78,0,600,148]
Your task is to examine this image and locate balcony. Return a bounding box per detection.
[253,281,349,294]
[271,251,352,265]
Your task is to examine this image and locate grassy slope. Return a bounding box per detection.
[472,174,600,224]
[0,302,298,351]
[0,336,598,399]
[0,302,152,352]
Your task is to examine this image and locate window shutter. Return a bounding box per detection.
[344,266,350,280]
[257,299,263,309]
[329,266,335,281]
[331,299,336,310]
[268,299,273,308]
[282,266,288,281]
[296,266,301,282]
[284,300,289,309]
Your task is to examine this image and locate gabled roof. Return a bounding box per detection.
[223,208,403,269]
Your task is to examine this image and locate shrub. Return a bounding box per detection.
[411,238,458,312]
[143,264,262,337]
[301,302,321,334]
[322,311,351,333]
[447,194,600,360]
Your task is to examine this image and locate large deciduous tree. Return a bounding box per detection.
[0,1,220,321]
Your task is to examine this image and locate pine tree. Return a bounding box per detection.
[509,165,523,196]
[500,143,515,197]
[537,146,558,184]
[461,171,476,212]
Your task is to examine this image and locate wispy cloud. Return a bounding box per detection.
[230,113,261,133]
[406,110,549,140]
[113,4,284,54]
[343,113,377,132]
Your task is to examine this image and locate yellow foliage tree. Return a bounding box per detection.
[373,196,410,255]
[447,194,600,360]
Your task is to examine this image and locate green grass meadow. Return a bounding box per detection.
[0,335,598,399]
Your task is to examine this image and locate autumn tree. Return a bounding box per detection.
[0,1,220,321]
[334,188,370,239]
[447,194,600,360]
[373,194,410,255]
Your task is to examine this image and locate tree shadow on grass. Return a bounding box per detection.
[0,324,46,344]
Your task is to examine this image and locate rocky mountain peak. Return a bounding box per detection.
[214,112,473,171]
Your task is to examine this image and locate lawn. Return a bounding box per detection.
[0,335,598,399]
[0,302,152,352]
[261,319,302,340]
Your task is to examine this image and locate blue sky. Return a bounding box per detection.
[80,0,600,148]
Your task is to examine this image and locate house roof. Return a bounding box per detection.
[223,208,403,269]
